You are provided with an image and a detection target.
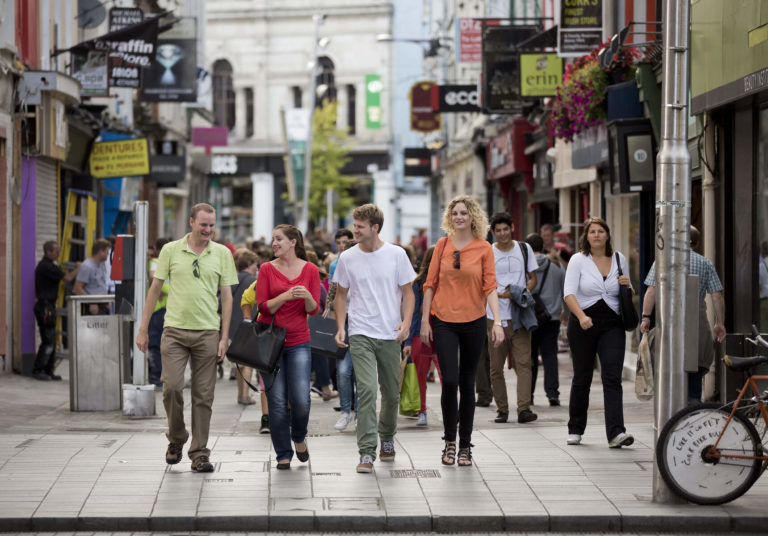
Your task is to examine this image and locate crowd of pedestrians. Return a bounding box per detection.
[30,196,727,475]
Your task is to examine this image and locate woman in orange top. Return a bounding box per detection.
[421,195,505,466]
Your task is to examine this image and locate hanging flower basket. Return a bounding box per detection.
[552,42,641,142]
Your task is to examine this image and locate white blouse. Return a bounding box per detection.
[563,251,630,315]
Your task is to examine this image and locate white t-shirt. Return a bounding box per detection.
[486,241,538,319]
[333,242,417,339]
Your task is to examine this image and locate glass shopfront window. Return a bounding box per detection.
[758,108,768,329]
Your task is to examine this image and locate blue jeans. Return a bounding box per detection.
[336,350,357,414]
[147,308,166,386]
[263,342,312,462]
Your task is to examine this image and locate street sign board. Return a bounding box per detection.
[89,138,150,178]
[365,74,382,129]
[519,53,563,98]
[557,0,604,57]
[482,25,539,114]
[404,148,431,176]
[430,84,480,112]
[409,81,441,132]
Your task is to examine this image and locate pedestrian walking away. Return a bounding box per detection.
[640,226,726,404]
[526,232,566,407]
[230,249,260,405]
[256,225,321,470]
[563,217,634,448]
[421,196,505,467]
[403,245,443,427]
[136,203,238,473]
[485,212,539,424]
[32,241,80,381]
[333,204,416,473]
[147,237,171,389]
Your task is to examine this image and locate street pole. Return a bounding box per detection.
[300,13,323,235]
[653,0,691,504]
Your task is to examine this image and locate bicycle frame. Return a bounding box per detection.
[712,375,768,462]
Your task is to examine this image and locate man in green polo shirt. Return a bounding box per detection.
[137,203,238,473]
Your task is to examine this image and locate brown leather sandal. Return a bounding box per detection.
[458,447,473,467]
[442,440,456,465]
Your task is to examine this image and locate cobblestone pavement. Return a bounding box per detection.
[0,351,766,533]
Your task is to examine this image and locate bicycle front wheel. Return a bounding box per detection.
[656,402,763,505]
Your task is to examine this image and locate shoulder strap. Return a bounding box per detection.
[538,259,551,292]
[433,237,448,289]
[518,241,529,282]
[615,252,623,275]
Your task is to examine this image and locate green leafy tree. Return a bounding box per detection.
[308,100,356,223]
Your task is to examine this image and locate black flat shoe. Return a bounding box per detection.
[494,411,508,423]
[276,460,291,470]
[295,442,309,462]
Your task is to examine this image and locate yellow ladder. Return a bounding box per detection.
[56,189,97,343]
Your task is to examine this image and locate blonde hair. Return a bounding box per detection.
[441,195,489,239]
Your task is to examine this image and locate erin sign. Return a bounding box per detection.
[520,53,563,98]
[90,138,150,179]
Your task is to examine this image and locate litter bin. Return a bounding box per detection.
[68,295,122,411]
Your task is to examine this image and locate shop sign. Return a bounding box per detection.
[89,138,150,179]
[140,17,197,102]
[149,154,185,185]
[487,119,534,180]
[481,25,539,114]
[409,82,441,133]
[430,84,480,112]
[557,0,604,57]
[519,53,563,98]
[404,148,431,176]
[108,7,145,89]
[365,74,382,129]
[191,126,228,153]
[211,155,238,175]
[72,50,109,96]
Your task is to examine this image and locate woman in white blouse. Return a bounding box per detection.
[563,217,634,449]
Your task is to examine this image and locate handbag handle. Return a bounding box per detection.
[255,302,279,329]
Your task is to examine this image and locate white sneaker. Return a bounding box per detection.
[416,412,427,426]
[335,412,353,431]
[567,434,582,445]
[608,432,634,448]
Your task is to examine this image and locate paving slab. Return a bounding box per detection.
[1,352,767,533]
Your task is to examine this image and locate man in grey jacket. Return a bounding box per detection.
[526,233,566,406]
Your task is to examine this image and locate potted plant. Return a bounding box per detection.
[552,42,641,142]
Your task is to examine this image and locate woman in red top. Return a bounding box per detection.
[256,224,321,470]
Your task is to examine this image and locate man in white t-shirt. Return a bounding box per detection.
[333,204,416,473]
[486,212,539,424]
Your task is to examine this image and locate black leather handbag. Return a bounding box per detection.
[226,305,286,374]
[309,314,347,359]
[615,252,639,331]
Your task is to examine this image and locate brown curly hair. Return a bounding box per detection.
[441,195,489,239]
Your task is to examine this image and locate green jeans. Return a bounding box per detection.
[349,335,401,459]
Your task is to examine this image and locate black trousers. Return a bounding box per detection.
[33,300,57,375]
[531,319,561,401]
[433,315,487,448]
[475,339,493,404]
[567,300,626,441]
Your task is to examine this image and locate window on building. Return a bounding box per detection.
[346,84,356,135]
[245,87,254,138]
[213,59,236,131]
[292,86,303,108]
[316,56,336,106]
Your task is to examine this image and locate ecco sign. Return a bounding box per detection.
[211,155,238,175]
[430,84,480,112]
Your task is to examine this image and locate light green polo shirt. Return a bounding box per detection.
[154,233,238,331]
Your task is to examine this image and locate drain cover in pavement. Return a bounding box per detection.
[390,469,441,478]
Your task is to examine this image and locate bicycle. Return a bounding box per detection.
[656,325,768,505]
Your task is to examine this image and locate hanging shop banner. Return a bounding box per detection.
[365,74,382,130]
[409,81,441,133]
[482,25,539,114]
[456,18,501,64]
[430,84,480,112]
[140,17,198,102]
[519,53,564,98]
[108,7,145,89]
[404,148,431,176]
[72,50,109,96]
[557,0,604,57]
[89,138,150,179]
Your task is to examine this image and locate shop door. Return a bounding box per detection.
[35,157,59,258]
